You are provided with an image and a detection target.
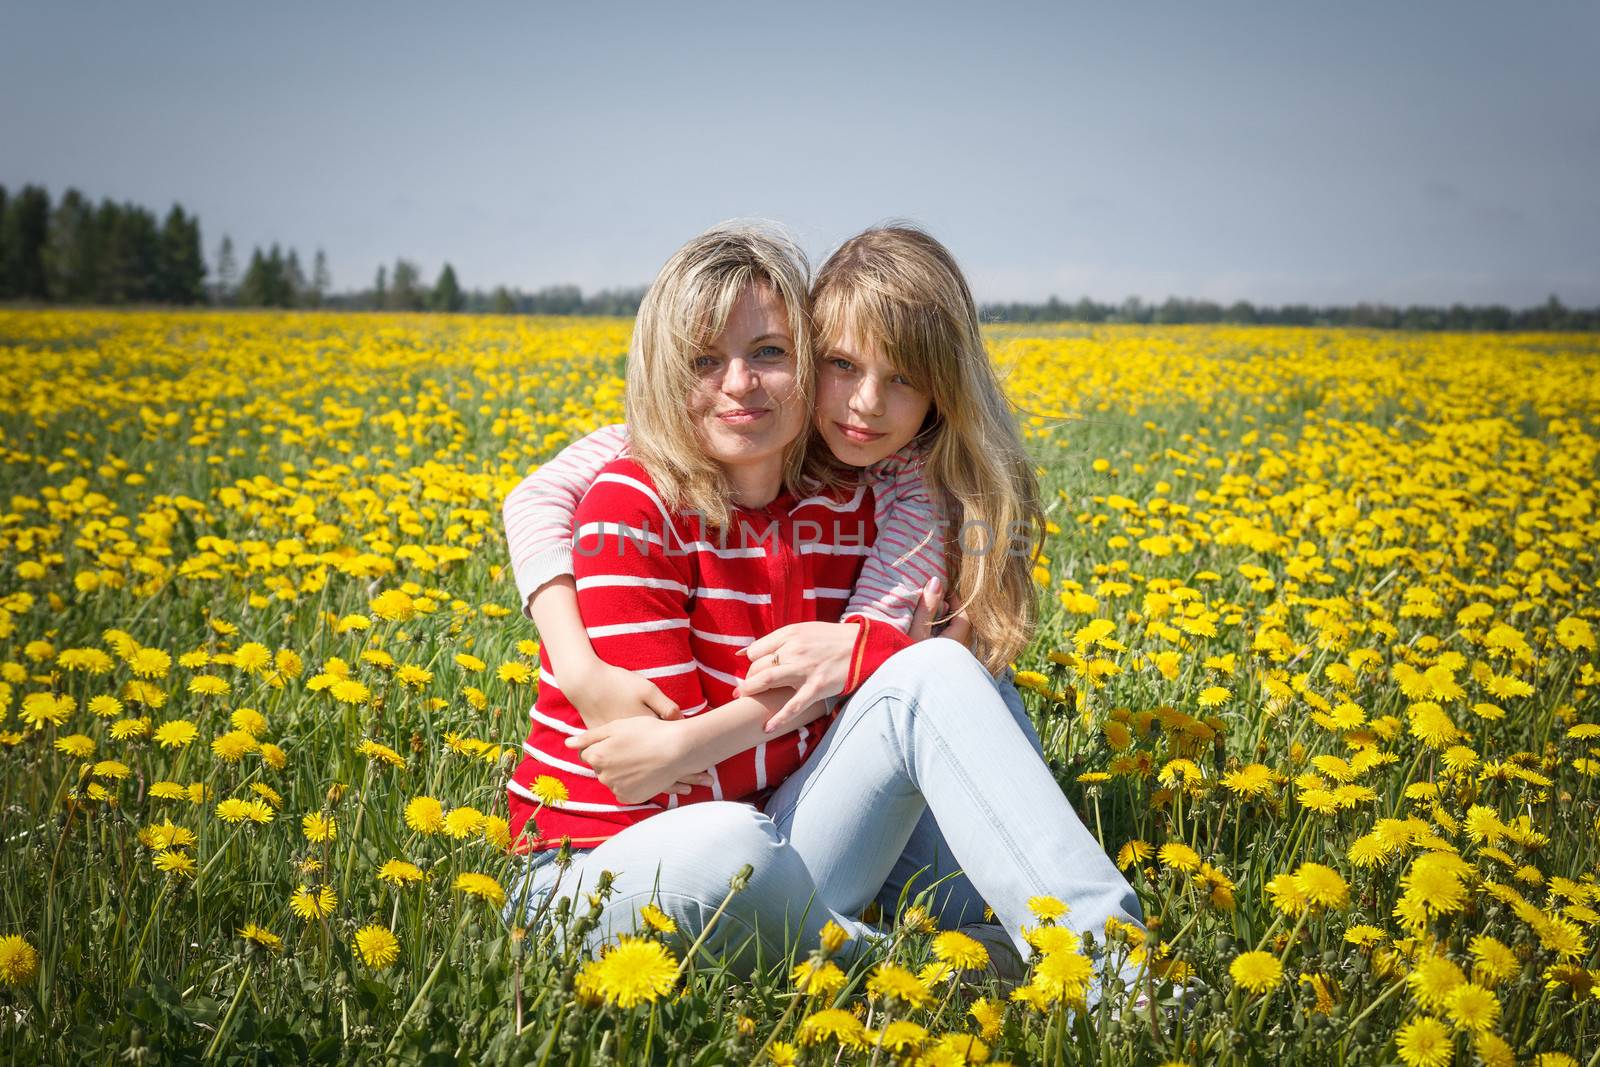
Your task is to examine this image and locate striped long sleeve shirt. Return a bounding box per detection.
[505,457,916,852]
[502,424,946,635]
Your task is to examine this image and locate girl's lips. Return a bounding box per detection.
[834,422,886,443]
[718,408,769,424]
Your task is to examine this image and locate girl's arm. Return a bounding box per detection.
[504,423,630,616]
[503,424,678,726]
[846,451,948,631]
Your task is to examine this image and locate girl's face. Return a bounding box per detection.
[814,328,933,467]
[688,284,807,485]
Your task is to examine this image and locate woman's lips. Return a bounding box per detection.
[834,422,886,443]
[717,408,769,424]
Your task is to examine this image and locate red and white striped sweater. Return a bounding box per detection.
[503,424,946,635]
[505,457,915,852]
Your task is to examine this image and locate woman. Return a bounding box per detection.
[505,222,1141,989]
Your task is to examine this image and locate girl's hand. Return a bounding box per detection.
[736,622,858,733]
[561,656,681,727]
[564,717,709,805]
[909,576,973,646]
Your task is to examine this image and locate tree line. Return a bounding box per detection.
[0,184,205,305]
[979,294,1600,332]
[4,182,1596,330]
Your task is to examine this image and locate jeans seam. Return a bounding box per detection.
[767,688,916,827]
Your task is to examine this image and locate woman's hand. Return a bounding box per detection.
[560,656,681,728]
[736,621,859,733]
[564,716,708,805]
[908,576,973,646]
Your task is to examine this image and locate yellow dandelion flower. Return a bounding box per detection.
[289,884,337,921]
[932,930,990,970]
[638,903,677,935]
[1027,894,1069,921]
[302,812,336,843]
[453,872,505,907]
[404,796,445,834]
[797,1008,866,1048]
[1443,982,1499,1033]
[54,734,95,758]
[866,962,932,1008]
[575,937,678,1008]
[1393,1015,1452,1067]
[443,806,486,839]
[531,776,568,806]
[970,995,1004,1039]
[210,729,258,762]
[230,707,268,736]
[239,923,283,952]
[153,719,198,749]
[329,679,370,705]
[791,959,846,997]
[377,859,425,888]
[0,935,40,986]
[1229,951,1284,994]
[127,647,172,679]
[352,925,401,969]
[152,850,196,877]
[1031,947,1094,1004]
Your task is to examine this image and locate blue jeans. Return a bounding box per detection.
[506,639,1142,979]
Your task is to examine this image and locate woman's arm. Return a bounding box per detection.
[565,687,832,804]
[504,424,679,726]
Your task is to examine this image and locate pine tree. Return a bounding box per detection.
[214,236,237,305]
[311,249,330,308]
[285,249,306,306]
[0,185,8,298]
[159,205,206,304]
[431,263,463,312]
[45,188,97,302]
[238,247,268,306]
[1,184,52,301]
[390,259,422,311]
[374,264,387,309]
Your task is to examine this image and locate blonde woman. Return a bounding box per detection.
[504,224,1142,994]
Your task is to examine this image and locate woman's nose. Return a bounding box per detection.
[722,357,757,396]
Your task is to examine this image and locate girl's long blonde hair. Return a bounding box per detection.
[812,225,1044,673]
[625,222,818,531]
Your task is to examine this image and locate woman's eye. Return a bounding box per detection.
[755,345,786,360]
[694,355,720,370]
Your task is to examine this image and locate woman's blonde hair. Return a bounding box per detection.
[626,222,817,531]
[812,225,1044,673]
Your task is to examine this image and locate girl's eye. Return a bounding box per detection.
[829,357,855,372]
[891,374,912,386]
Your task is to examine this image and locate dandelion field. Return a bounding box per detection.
[1,309,1597,1065]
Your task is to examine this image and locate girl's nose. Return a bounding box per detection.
[851,378,884,416]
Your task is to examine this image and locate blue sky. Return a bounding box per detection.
[3,1,1596,305]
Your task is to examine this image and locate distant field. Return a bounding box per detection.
[1,310,1596,1064]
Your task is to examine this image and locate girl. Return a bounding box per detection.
[505,225,1142,991]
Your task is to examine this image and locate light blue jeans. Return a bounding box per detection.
[506,638,1143,981]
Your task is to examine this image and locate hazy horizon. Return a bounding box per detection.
[4,1,1597,307]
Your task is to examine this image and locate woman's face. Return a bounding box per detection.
[688,283,807,485]
[814,328,933,467]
